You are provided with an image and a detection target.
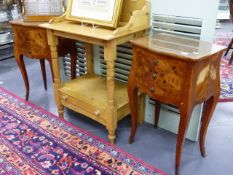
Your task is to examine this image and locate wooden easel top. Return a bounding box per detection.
[40,21,149,41]
[40,0,151,41]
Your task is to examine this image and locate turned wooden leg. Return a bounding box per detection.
[128,81,139,144]
[58,104,64,118]
[70,42,77,80]
[154,100,161,128]
[15,53,29,100]
[199,96,218,157]
[175,106,193,175]
[39,59,47,90]
[47,59,54,82]
[106,108,117,144]
[108,129,116,144]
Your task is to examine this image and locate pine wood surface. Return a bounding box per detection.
[59,75,134,124]
[43,0,150,143]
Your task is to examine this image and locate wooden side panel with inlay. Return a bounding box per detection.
[194,52,221,103]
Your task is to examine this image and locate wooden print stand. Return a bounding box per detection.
[40,0,151,143]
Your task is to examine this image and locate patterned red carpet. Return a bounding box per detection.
[0,87,167,175]
[219,57,233,102]
[214,32,233,102]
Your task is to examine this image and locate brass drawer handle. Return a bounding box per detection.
[150,87,155,93]
[94,110,100,116]
[153,60,159,65]
[62,95,68,101]
[152,73,157,79]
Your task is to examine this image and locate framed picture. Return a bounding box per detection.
[66,0,123,28]
[22,0,64,21]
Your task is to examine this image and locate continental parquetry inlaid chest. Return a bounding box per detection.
[128,33,226,175]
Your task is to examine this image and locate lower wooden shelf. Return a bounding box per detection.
[59,74,133,126]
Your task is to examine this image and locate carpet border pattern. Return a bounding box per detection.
[0,87,167,175]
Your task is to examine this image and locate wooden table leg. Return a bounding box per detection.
[70,41,77,79]
[154,100,161,128]
[85,43,94,75]
[47,59,54,82]
[228,51,233,65]
[39,59,47,90]
[224,38,233,57]
[47,30,64,117]
[175,106,193,175]
[128,78,138,144]
[138,93,146,124]
[199,95,218,157]
[106,58,117,144]
[57,39,77,80]
[104,42,117,144]
[15,53,29,101]
[225,38,233,65]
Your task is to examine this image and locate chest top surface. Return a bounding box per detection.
[131,33,226,61]
[10,20,45,27]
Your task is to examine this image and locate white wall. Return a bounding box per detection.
[152,0,220,42]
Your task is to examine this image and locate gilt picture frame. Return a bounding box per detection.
[66,0,123,28]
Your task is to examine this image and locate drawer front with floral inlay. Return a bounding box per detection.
[133,47,187,100]
[13,25,50,58]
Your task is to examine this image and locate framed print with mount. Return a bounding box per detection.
[66,0,123,28]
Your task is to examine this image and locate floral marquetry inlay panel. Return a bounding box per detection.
[133,47,186,99]
[13,25,51,59]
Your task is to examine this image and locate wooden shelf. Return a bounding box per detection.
[59,75,130,124]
